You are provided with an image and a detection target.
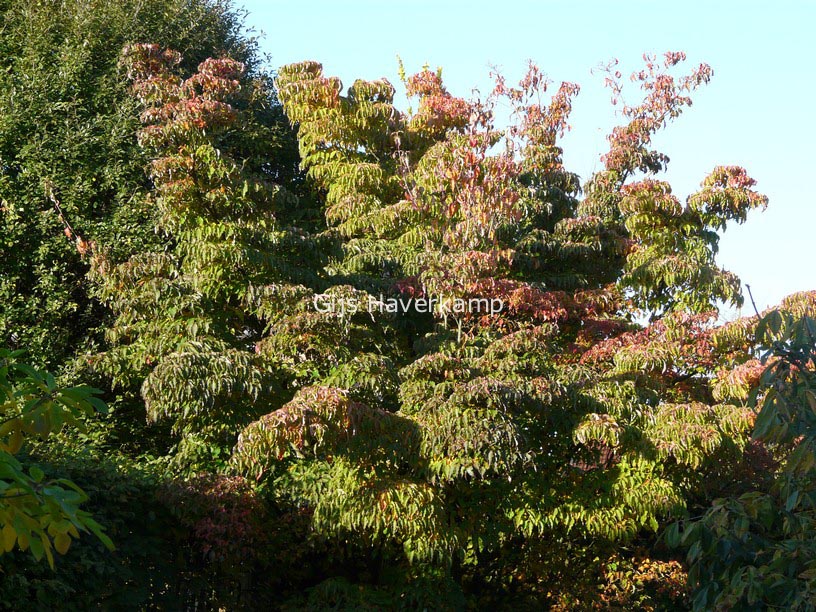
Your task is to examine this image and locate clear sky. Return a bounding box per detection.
[240,0,814,315]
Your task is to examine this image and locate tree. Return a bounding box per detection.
[676,292,816,610]
[0,349,111,567]
[65,39,783,605]
[88,44,316,471]
[91,40,412,472]
[225,52,769,604]
[0,0,298,370]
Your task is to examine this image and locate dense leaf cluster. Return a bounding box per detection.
[1,2,812,607]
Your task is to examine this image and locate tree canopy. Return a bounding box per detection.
[0,4,813,608]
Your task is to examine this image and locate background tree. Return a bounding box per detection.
[0,0,298,371]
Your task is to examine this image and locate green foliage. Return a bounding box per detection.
[282,574,467,611]
[0,450,302,610]
[89,44,312,471]
[0,349,111,567]
[677,297,816,610]
[454,537,688,610]
[619,172,766,316]
[0,0,296,370]
[0,453,175,610]
[0,18,790,606]
[226,52,769,601]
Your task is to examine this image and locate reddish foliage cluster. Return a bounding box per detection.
[599,52,712,175]
[568,287,631,348]
[422,249,514,296]
[195,57,244,84]
[713,358,767,401]
[493,63,580,173]
[689,166,769,221]
[121,43,181,81]
[580,311,719,369]
[662,50,688,66]
[421,94,471,130]
[393,275,423,298]
[430,270,626,337]
[235,386,374,463]
[573,285,626,318]
[467,278,571,323]
[407,68,471,130]
[542,81,581,139]
[598,553,688,607]
[704,165,758,191]
[518,62,547,93]
[123,43,244,148]
[159,473,267,565]
[573,318,630,349]
[433,134,522,247]
[510,83,579,144]
[405,69,444,97]
[405,62,583,248]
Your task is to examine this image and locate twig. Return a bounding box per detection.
[44,180,92,257]
[745,284,760,318]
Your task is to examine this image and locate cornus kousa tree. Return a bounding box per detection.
[89,45,313,469]
[91,45,406,472]
[222,51,773,602]
[87,43,790,605]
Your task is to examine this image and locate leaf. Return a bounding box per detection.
[752,405,777,441]
[806,390,816,415]
[86,396,108,414]
[665,521,681,548]
[29,534,44,561]
[84,518,114,551]
[42,534,54,569]
[2,522,16,552]
[53,532,71,555]
[29,465,44,483]
[5,426,23,454]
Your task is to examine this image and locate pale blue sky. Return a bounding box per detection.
[241,0,814,315]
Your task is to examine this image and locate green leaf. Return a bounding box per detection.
[29,465,44,483]
[2,522,17,552]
